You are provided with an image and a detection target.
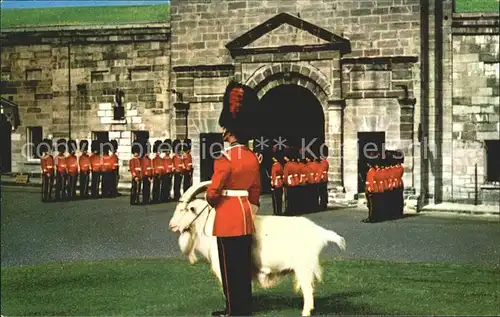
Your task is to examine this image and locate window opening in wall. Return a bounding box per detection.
[25,69,42,81]
[485,140,500,183]
[91,70,109,83]
[27,126,43,160]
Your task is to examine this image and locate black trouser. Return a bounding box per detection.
[311,183,320,211]
[284,186,295,215]
[55,172,67,201]
[216,235,253,316]
[67,174,78,200]
[173,172,182,200]
[112,169,119,197]
[152,174,162,202]
[371,192,383,222]
[271,187,283,215]
[161,173,172,202]
[130,177,142,205]
[319,182,328,209]
[101,171,113,198]
[79,172,90,198]
[42,173,54,202]
[183,171,192,193]
[142,176,151,204]
[91,171,101,198]
[366,192,374,221]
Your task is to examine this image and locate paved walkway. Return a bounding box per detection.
[1,186,499,267]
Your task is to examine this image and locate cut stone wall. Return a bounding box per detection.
[451,14,500,203]
[170,0,421,67]
[0,24,171,179]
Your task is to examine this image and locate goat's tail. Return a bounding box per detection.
[323,228,346,251]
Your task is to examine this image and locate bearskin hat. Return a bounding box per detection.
[131,140,141,155]
[79,139,89,153]
[172,139,181,154]
[320,144,329,158]
[153,140,163,153]
[39,138,51,154]
[163,139,172,153]
[56,138,67,153]
[183,138,192,151]
[218,81,259,143]
[90,140,100,153]
[67,139,77,154]
[142,141,151,157]
[110,139,118,153]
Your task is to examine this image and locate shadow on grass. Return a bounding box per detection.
[253,291,384,315]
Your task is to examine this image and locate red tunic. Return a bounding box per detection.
[298,162,308,185]
[397,164,404,188]
[111,153,119,171]
[128,157,142,178]
[373,168,384,193]
[319,159,329,183]
[141,155,153,177]
[172,154,185,173]
[183,152,193,173]
[311,161,322,183]
[152,154,165,175]
[306,162,316,184]
[90,154,101,172]
[283,161,295,187]
[163,155,173,174]
[79,153,91,173]
[206,144,261,237]
[66,155,78,176]
[40,155,54,175]
[365,167,376,193]
[270,161,284,188]
[55,155,67,174]
[101,155,113,172]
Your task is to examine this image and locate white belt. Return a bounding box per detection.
[222,190,248,197]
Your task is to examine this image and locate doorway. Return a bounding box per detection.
[255,84,325,194]
[0,116,12,173]
[357,131,385,193]
[199,133,224,182]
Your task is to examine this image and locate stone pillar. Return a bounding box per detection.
[326,99,345,188]
[174,102,190,139]
[398,97,417,190]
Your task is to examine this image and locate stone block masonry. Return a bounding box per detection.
[0,23,172,179]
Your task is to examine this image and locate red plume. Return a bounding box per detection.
[229,87,244,118]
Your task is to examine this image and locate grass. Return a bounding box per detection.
[1,258,499,316]
[0,4,170,29]
[455,0,500,12]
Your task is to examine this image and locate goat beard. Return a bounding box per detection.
[178,231,198,264]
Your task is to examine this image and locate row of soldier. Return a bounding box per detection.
[128,139,193,205]
[39,137,193,204]
[40,138,119,202]
[364,150,405,223]
[269,145,330,216]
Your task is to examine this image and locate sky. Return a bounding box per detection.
[1,0,169,9]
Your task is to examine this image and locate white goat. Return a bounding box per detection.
[169,181,346,317]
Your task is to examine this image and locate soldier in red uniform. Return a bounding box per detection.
[129,140,143,205]
[151,140,165,203]
[282,147,296,215]
[79,140,91,199]
[141,141,153,204]
[319,145,329,210]
[66,139,79,200]
[54,138,67,201]
[371,158,385,222]
[90,140,102,198]
[161,139,173,202]
[182,138,193,193]
[100,142,114,198]
[110,139,120,197]
[270,145,284,215]
[40,138,54,202]
[206,81,260,317]
[172,139,184,201]
[304,154,317,212]
[364,161,377,222]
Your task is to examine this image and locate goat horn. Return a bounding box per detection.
[179,180,212,205]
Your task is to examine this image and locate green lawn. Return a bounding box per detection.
[455,0,500,12]
[1,258,499,316]
[0,4,170,29]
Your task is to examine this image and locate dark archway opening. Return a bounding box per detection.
[253,84,325,194]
